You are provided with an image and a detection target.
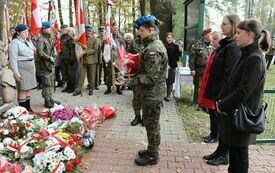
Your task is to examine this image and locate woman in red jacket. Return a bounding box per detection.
[198,31,223,143]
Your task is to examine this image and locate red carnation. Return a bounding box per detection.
[65,162,74,172]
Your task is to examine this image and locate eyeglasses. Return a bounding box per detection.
[221,22,231,26]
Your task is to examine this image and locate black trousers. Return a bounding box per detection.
[209,109,219,138]
[228,145,249,173]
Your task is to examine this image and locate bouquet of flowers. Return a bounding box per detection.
[100,104,116,120]
[114,45,139,75]
[51,108,75,122]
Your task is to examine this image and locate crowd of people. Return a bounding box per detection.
[0,12,274,173]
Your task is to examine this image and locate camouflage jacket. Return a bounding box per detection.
[134,33,168,102]
[189,40,213,71]
[59,33,76,61]
[36,33,55,74]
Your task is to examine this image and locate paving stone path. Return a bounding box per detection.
[31,85,275,173]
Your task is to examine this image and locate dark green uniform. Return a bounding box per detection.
[59,33,77,91]
[189,40,213,104]
[134,33,168,154]
[36,33,55,107]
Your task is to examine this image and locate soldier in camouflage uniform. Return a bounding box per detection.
[127,34,144,126]
[36,22,60,108]
[132,15,168,166]
[59,25,77,93]
[73,26,101,96]
[189,28,213,104]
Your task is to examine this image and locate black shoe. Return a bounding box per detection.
[203,151,218,160]
[88,90,93,96]
[61,87,68,92]
[67,88,75,93]
[116,90,123,95]
[131,115,141,126]
[104,89,111,95]
[95,87,100,90]
[204,137,218,143]
[206,156,229,166]
[138,150,150,157]
[135,154,159,166]
[56,83,64,88]
[73,91,81,96]
[202,135,210,140]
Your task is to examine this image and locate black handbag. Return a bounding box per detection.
[233,103,267,134]
[232,53,267,134]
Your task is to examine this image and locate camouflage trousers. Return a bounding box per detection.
[142,100,163,153]
[132,85,141,116]
[41,73,55,102]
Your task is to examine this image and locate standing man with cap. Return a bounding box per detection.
[131,15,168,166]
[36,21,60,108]
[60,24,77,93]
[189,28,213,104]
[73,26,101,96]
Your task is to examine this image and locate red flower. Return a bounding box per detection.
[65,162,74,172]
[34,148,43,155]
[73,159,81,166]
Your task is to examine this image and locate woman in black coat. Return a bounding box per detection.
[203,14,241,165]
[216,19,271,173]
[164,32,180,101]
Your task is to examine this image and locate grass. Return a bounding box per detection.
[176,64,275,143]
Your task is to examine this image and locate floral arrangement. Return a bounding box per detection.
[0,103,116,172]
[115,44,140,75]
[51,108,75,122]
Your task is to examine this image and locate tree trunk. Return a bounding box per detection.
[57,0,64,26]
[118,0,121,31]
[0,0,5,41]
[132,0,136,35]
[140,0,146,16]
[150,0,173,42]
[69,0,73,27]
[99,1,103,27]
[48,1,51,21]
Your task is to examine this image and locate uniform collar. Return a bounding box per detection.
[142,33,159,46]
[42,32,51,38]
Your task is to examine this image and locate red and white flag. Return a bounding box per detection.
[49,0,61,54]
[21,2,28,25]
[103,0,113,63]
[75,0,87,60]
[30,0,42,36]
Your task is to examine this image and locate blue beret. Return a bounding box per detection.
[42,21,51,29]
[134,15,158,29]
[15,24,27,32]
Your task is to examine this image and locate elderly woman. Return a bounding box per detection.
[9,24,37,111]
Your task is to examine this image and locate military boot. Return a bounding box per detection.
[131,114,142,126]
[104,86,111,95]
[116,86,123,95]
[138,150,150,157]
[135,151,159,166]
[44,99,54,108]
